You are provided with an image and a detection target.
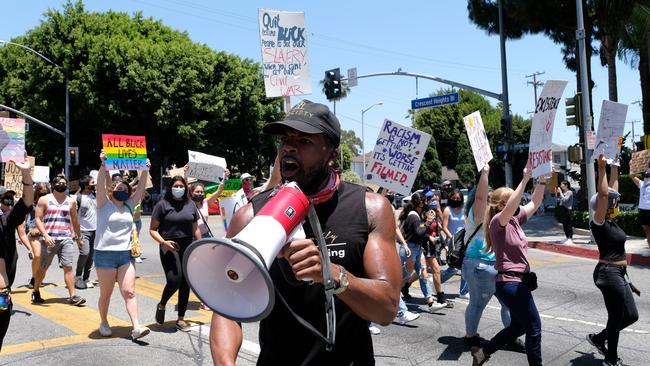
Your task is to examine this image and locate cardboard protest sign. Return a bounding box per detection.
[102,134,148,171]
[145,174,153,189]
[463,111,493,171]
[3,156,35,197]
[0,118,26,163]
[33,166,50,183]
[630,149,650,174]
[528,80,568,177]
[548,172,559,194]
[258,9,311,97]
[365,119,432,196]
[187,150,227,183]
[220,188,248,231]
[219,178,242,199]
[594,100,628,162]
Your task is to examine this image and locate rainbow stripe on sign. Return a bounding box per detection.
[102,134,147,171]
[0,118,26,163]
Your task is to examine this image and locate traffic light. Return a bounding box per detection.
[324,68,341,100]
[567,144,583,163]
[565,92,582,126]
[68,147,79,166]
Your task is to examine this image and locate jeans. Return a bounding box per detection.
[397,244,410,316]
[407,241,432,299]
[592,263,639,363]
[76,230,96,280]
[462,257,511,336]
[484,281,542,366]
[441,266,469,296]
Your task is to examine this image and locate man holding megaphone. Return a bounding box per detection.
[206,100,402,365]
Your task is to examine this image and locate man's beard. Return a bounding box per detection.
[284,164,330,196]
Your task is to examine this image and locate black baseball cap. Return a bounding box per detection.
[263,100,341,147]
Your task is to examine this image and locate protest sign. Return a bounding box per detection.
[528,80,568,177]
[258,9,311,97]
[219,178,242,199]
[0,118,26,163]
[463,111,493,171]
[4,156,35,197]
[220,188,248,231]
[365,119,431,196]
[594,100,628,162]
[167,166,185,178]
[33,166,50,183]
[102,134,147,171]
[187,150,227,183]
[630,149,650,174]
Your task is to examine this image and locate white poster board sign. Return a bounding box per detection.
[594,100,628,162]
[33,166,50,183]
[258,9,311,97]
[528,80,568,177]
[187,150,227,183]
[365,119,431,196]
[463,111,493,171]
[219,188,248,231]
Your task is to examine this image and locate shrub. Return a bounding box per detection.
[571,210,644,237]
[618,175,639,205]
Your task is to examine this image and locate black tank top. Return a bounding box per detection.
[252,182,374,366]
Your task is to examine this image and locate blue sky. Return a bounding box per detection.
[2,0,644,155]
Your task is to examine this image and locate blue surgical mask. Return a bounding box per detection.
[112,190,129,202]
[172,187,185,199]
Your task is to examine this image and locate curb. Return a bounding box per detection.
[528,241,650,266]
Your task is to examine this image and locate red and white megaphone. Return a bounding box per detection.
[183,182,309,322]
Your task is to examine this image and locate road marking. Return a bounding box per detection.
[194,323,260,356]
[134,277,212,324]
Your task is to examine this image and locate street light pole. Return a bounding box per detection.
[361,101,383,183]
[0,40,70,179]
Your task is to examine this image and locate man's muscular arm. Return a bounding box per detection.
[210,204,254,366]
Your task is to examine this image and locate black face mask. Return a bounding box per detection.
[448,199,462,208]
[645,172,650,179]
[192,194,205,202]
[53,184,67,193]
[112,190,129,202]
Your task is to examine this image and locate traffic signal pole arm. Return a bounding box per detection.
[0,103,65,137]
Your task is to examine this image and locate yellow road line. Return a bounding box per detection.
[3,335,89,355]
[134,278,212,323]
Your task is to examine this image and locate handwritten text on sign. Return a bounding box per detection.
[0,118,26,163]
[594,100,628,162]
[366,119,431,196]
[187,150,227,183]
[4,156,35,197]
[102,134,147,171]
[463,111,493,171]
[258,9,311,97]
[528,80,568,177]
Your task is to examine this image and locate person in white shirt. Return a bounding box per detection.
[75,175,97,289]
[632,162,650,248]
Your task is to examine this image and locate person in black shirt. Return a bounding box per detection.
[586,154,638,366]
[209,100,401,366]
[149,176,200,332]
[0,157,34,350]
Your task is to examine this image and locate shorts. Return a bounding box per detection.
[40,239,74,269]
[94,250,134,269]
[639,209,650,226]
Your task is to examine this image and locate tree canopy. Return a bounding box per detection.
[0,1,283,183]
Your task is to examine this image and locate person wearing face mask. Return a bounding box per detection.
[0,158,34,351]
[632,161,650,248]
[586,155,638,366]
[74,175,97,290]
[93,150,151,339]
[441,189,469,299]
[188,177,227,239]
[32,176,85,306]
[150,176,201,331]
[17,183,50,289]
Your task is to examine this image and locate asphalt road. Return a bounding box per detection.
[2,216,649,365]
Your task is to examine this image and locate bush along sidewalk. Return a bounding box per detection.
[555,208,644,237]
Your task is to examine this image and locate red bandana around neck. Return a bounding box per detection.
[308,169,340,204]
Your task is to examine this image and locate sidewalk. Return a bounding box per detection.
[524,212,650,266]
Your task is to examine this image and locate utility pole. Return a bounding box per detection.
[526,72,545,105]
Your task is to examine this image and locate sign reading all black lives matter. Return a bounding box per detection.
[365,119,431,196]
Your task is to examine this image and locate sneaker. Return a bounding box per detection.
[401,284,412,300]
[85,281,95,289]
[27,277,34,289]
[436,293,454,308]
[368,323,381,335]
[587,333,607,356]
[74,276,87,290]
[563,238,574,245]
[68,295,86,306]
[602,358,623,366]
[464,335,483,347]
[471,346,490,366]
[155,303,165,324]
[176,320,192,332]
[31,291,45,304]
[134,257,143,263]
[99,322,112,337]
[458,293,470,300]
[131,326,150,340]
[396,311,420,325]
[504,338,526,353]
[428,301,447,313]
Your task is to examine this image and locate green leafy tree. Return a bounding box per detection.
[0,1,283,184]
[341,129,362,156]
